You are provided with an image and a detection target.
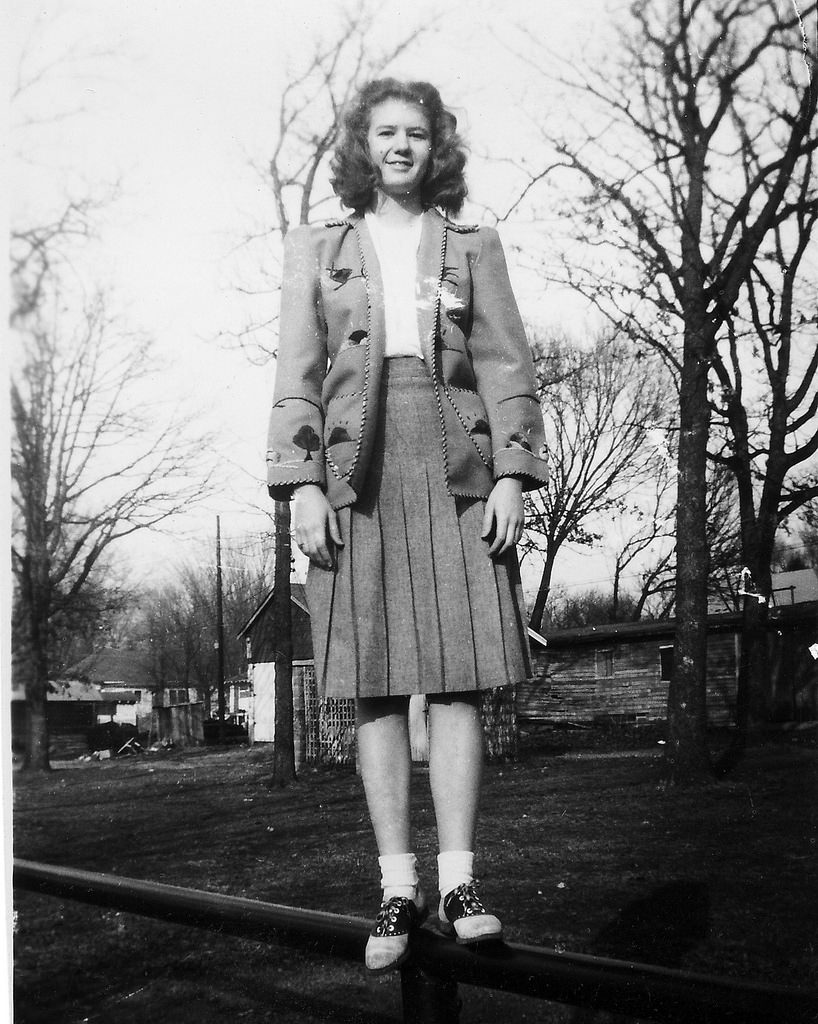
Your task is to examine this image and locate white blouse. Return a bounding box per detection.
[364,211,425,360]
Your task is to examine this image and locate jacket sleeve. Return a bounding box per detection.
[266,225,328,500]
[468,226,548,490]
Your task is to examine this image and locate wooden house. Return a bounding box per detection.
[68,647,204,746]
[518,602,818,728]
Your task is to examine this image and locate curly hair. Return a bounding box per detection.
[330,79,468,215]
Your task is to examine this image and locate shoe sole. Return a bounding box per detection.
[454,931,503,946]
[438,920,504,945]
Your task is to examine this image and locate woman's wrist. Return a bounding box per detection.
[495,475,523,491]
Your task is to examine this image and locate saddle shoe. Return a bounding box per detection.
[438,881,503,945]
[365,889,428,973]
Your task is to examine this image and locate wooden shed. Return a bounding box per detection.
[518,603,818,728]
[46,681,108,758]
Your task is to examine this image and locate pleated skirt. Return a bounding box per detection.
[306,357,532,698]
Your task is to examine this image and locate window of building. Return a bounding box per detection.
[659,645,674,680]
[597,649,614,678]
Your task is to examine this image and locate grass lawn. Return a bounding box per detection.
[12,730,818,1023]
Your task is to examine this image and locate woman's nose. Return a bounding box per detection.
[393,131,410,151]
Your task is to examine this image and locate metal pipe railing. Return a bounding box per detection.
[14,859,817,1024]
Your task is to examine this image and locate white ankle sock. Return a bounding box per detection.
[437,850,474,898]
[378,852,418,900]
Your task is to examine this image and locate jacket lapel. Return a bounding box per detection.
[349,213,386,371]
[416,208,446,367]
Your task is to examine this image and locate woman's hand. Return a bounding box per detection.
[482,477,525,557]
[292,484,344,570]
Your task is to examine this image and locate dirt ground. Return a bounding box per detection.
[12,728,818,1023]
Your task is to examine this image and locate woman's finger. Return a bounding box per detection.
[481,498,495,539]
[328,511,344,548]
[488,514,510,555]
[306,530,330,568]
[493,524,511,557]
[491,515,523,556]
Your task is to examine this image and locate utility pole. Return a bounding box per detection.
[216,515,226,745]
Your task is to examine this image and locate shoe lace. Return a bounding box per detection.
[373,895,412,936]
[449,881,487,916]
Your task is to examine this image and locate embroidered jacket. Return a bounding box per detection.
[266,207,548,509]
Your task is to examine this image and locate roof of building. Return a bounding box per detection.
[66,648,158,688]
[237,582,308,638]
[542,601,818,648]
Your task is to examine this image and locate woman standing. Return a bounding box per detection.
[266,78,548,972]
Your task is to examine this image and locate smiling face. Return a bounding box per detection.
[366,98,432,204]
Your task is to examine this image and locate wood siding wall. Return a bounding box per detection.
[519,634,738,727]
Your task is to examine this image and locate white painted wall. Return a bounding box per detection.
[251,661,276,743]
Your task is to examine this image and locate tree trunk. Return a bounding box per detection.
[612,563,622,622]
[19,545,52,771]
[739,597,770,718]
[272,499,296,785]
[717,582,771,775]
[23,612,51,771]
[746,571,773,725]
[666,337,712,783]
[530,548,556,632]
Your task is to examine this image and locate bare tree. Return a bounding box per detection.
[231,4,429,362]
[12,567,129,688]
[612,454,744,622]
[537,460,742,626]
[518,0,816,781]
[547,586,642,630]
[10,200,101,325]
[129,534,273,715]
[11,289,213,770]
[609,471,677,621]
[706,142,818,757]
[523,331,674,630]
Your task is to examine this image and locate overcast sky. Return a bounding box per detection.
[8,0,618,596]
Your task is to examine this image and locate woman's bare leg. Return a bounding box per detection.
[357,695,421,971]
[356,694,412,855]
[426,692,501,940]
[427,692,483,851]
